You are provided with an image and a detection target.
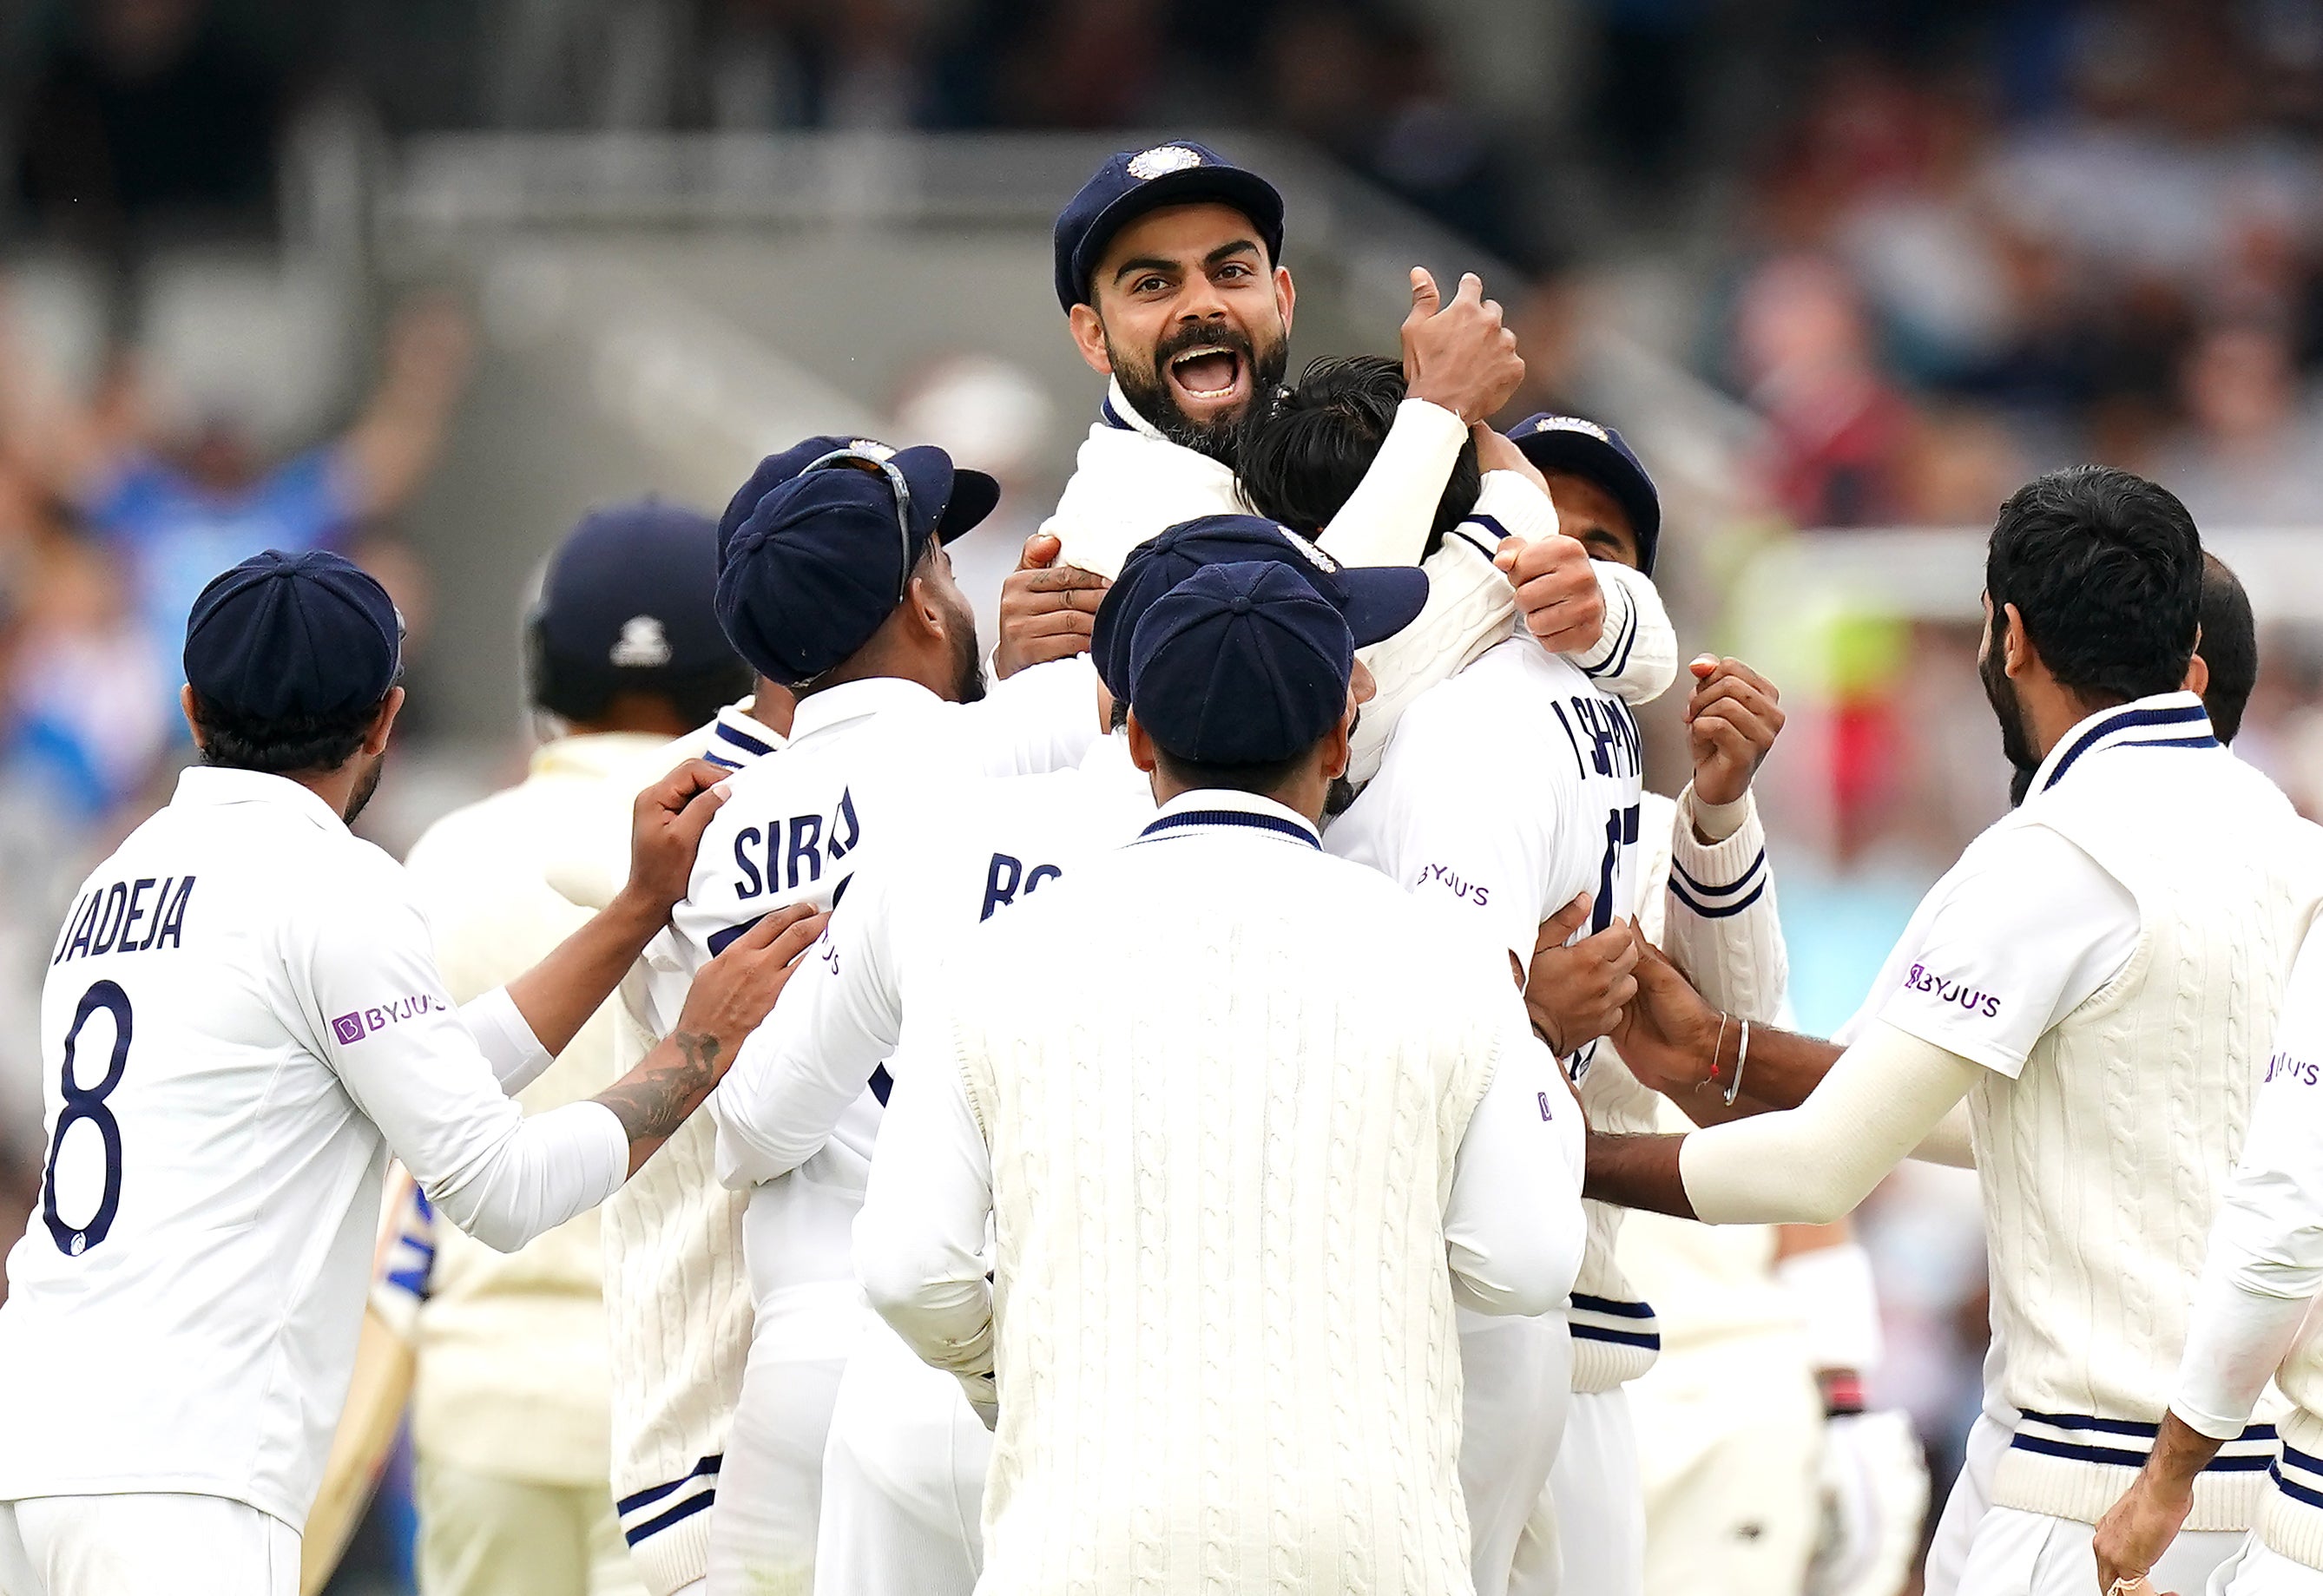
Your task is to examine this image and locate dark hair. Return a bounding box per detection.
[1152,743,1311,799]
[191,692,387,775]
[1236,355,1481,556]
[1985,466,2201,705]
[2198,549,2257,745]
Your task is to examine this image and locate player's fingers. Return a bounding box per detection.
[760,909,831,969]
[1690,673,1780,723]
[1018,584,1109,617]
[644,757,728,811]
[1702,654,1781,703]
[1010,616,1098,651]
[1452,272,1484,307]
[1606,972,1640,1012]
[1407,266,1441,321]
[726,901,824,956]
[1689,651,1719,681]
[1482,297,1504,324]
[1008,563,1110,596]
[1535,891,1592,952]
[1015,532,1063,572]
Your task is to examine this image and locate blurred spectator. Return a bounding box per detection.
[11,0,290,253]
[890,351,1058,646]
[0,293,471,713]
[2152,319,2323,525]
[1733,253,1916,527]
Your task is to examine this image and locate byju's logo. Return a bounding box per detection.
[330,994,448,1048]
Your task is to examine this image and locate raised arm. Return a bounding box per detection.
[1315,267,1520,569]
[1662,655,1788,1021]
[1445,1005,1589,1317]
[334,296,473,519]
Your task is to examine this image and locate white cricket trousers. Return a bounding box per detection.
[1957,1505,2242,1594]
[2214,1537,2323,1593]
[813,1315,991,1595]
[0,1494,298,1596]
[1529,1386,1644,1596]
[1925,1406,2012,1596]
[1457,1313,1571,1596]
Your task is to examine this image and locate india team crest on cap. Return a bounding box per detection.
[1275,525,1339,575]
[1128,145,1204,181]
[1533,415,1609,443]
[611,615,673,667]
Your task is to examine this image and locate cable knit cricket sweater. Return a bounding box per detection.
[879,801,1570,1596]
[1981,736,2316,1532]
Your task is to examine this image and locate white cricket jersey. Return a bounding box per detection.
[1328,633,1646,1062]
[0,768,627,1527]
[713,733,1155,1194]
[667,660,1097,1324]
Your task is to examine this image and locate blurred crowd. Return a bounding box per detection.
[10,2,2323,1581]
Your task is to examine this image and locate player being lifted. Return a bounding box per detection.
[0,550,823,1595]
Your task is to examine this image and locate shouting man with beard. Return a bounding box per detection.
[1011,141,1677,782]
[1587,466,2323,1596]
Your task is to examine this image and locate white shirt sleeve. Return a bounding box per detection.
[1662,785,1789,1024]
[1315,397,1470,568]
[1871,823,2139,1078]
[2171,923,2323,1438]
[950,656,1102,778]
[1444,1005,1588,1317]
[299,865,628,1252]
[1569,559,1677,707]
[714,859,906,1189]
[853,994,997,1422]
[457,985,554,1092]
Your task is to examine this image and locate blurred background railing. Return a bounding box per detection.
[8,0,2323,1585]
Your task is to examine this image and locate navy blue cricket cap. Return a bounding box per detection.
[715,436,999,686]
[530,498,742,717]
[1129,561,1353,765]
[1511,413,1662,577]
[1053,141,1286,312]
[1089,514,1428,699]
[184,549,401,721]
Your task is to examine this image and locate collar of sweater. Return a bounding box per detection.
[2028,689,2217,798]
[1139,788,1320,850]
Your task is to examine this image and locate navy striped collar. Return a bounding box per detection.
[1098,378,1163,439]
[1137,790,1321,850]
[2031,691,2218,796]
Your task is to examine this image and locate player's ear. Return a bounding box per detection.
[1124,711,1159,775]
[1067,303,1113,377]
[1320,703,1353,783]
[2000,602,2033,679]
[2184,649,2211,699]
[361,686,407,758]
[1273,263,1295,337]
[179,685,207,752]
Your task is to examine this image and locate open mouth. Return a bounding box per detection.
[1166,344,1248,409]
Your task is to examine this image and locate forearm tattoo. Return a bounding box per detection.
[596,1029,723,1146]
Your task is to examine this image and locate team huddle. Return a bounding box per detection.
[0,138,2316,1596]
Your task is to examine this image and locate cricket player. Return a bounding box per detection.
[395,500,749,1596]
[1587,466,2323,1596]
[711,511,1429,1593]
[1027,141,1674,779]
[663,435,1102,1592]
[0,549,824,1594]
[857,557,1587,1594]
[2095,915,2323,1596]
[1925,548,2264,1596]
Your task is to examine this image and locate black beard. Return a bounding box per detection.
[948,594,988,706]
[343,750,386,824]
[1108,319,1290,468]
[1979,629,2037,778]
[2007,762,2036,808]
